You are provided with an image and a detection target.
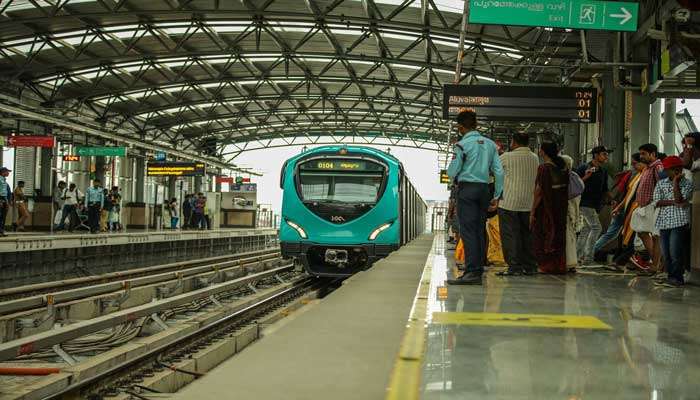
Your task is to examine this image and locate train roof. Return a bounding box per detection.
[286,145,402,166]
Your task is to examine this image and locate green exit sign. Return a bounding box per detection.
[76,146,127,157]
[469,0,639,32]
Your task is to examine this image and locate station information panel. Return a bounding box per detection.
[443,85,598,123]
[300,159,384,172]
[147,162,206,176]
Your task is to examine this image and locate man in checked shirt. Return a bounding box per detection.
[652,156,693,288]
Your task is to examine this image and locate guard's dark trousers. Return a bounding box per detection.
[88,204,100,233]
[498,208,536,273]
[457,182,490,274]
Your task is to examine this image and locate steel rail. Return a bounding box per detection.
[0,265,295,362]
[0,248,278,298]
[43,275,318,400]
[0,251,282,316]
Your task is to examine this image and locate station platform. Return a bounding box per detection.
[0,228,278,288]
[164,233,700,400]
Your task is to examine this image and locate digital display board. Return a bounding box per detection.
[443,85,597,123]
[439,169,450,184]
[300,159,384,172]
[147,162,205,176]
[63,155,80,162]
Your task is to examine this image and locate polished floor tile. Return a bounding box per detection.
[422,240,700,400]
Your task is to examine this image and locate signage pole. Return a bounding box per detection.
[446,0,469,172]
[49,148,54,235]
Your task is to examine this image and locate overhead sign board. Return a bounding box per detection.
[147,162,206,177]
[5,135,55,148]
[469,0,638,32]
[76,146,127,157]
[154,151,166,161]
[216,176,234,184]
[440,169,451,184]
[230,183,257,192]
[63,155,81,162]
[443,85,598,123]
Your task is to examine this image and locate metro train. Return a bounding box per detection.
[279,145,427,277]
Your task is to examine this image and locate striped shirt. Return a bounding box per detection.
[0,175,9,198]
[498,147,540,212]
[637,159,663,207]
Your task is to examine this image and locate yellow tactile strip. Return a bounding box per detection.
[385,236,436,400]
[432,312,612,330]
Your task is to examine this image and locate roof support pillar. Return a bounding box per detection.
[663,98,677,155]
[649,98,663,149]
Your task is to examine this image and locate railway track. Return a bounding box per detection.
[0,263,328,400]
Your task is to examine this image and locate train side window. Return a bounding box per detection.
[280,161,288,189]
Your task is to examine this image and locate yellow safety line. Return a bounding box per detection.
[432,311,612,330]
[385,236,436,400]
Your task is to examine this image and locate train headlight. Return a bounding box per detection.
[285,219,308,239]
[368,222,392,240]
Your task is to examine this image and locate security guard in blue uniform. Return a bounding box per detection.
[446,110,504,285]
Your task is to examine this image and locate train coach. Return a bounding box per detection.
[279,145,426,277]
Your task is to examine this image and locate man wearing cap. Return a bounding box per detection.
[652,155,693,287]
[0,167,11,237]
[446,110,504,285]
[575,146,610,265]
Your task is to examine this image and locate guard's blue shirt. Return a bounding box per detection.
[85,186,104,207]
[0,175,9,198]
[447,130,504,199]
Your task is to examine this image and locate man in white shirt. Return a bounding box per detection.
[497,132,540,275]
[58,183,82,232]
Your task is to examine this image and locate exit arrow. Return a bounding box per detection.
[610,7,632,25]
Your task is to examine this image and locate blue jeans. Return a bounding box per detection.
[593,211,625,254]
[576,207,602,261]
[171,217,179,229]
[457,182,490,274]
[660,226,689,283]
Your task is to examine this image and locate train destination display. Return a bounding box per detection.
[147,162,206,176]
[300,159,384,172]
[443,85,598,123]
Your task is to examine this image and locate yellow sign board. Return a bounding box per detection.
[439,169,450,184]
[432,312,611,330]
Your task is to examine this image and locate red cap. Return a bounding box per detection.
[662,155,684,170]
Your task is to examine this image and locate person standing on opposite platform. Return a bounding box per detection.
[168,198,179,229]
[53,181,67,230]
[496,132,539,276]
[652,156,693,288]
[531,142,569,274]
[446,110,504,285]
[58,183,82,232]
[85,179,104,234]
[0,167,11,237]
[575,146,610,265]
[12,181,29,232]
[182,194,193,230]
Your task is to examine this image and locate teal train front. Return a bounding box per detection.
[279,145,426,277]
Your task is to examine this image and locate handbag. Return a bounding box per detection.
[568,171,585,199]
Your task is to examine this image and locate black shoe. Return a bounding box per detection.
[447,271,482,285]
[456,263,466,271]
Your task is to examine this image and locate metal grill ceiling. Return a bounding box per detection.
[0,0,585,160]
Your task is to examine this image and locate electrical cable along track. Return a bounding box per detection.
[0,251,336,400]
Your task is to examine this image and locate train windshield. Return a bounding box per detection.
[298,158,385,204]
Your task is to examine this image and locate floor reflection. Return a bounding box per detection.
[421,235,700,400]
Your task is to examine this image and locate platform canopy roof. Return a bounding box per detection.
[0,0,640,160]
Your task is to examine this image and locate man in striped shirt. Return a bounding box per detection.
[497,132,540,275]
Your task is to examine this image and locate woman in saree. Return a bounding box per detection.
[530,142,569,274]
[614,153,646,264]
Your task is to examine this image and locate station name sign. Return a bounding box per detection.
[442,85,598,123]
[147,162,206,177]
[469,0,638,32]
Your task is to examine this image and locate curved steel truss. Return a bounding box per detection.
[0,0,585,161]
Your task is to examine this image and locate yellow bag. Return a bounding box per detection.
[455,239,465,264]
